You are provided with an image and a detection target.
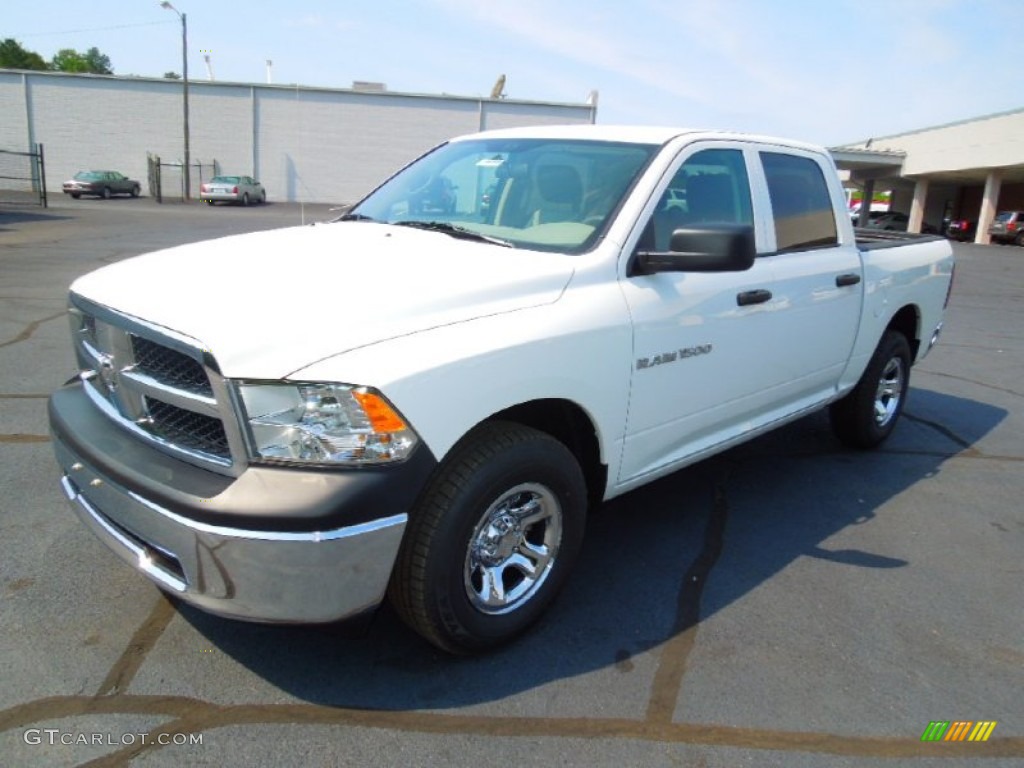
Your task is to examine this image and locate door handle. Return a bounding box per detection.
[736,289,772,306]
[836,273,862,287]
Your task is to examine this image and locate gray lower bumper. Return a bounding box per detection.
[54,435,407,623]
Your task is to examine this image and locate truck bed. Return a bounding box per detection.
[854,228,946,251]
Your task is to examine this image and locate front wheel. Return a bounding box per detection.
[131,185,140,198]
[830,330,911,449]
[388,422,586,654]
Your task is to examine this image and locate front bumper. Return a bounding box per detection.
[50,381,436,623]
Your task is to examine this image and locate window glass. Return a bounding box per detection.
[761,152,837,251]
[643,148,752,252]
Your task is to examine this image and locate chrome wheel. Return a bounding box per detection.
[464,482,562,615]
[830,330,911,449]
[874,356,905,427]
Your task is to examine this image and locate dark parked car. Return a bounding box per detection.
[946,219,976,242]
[62,171,141,199]
[988,210,1024,245]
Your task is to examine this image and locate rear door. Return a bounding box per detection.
[752,148,863,405]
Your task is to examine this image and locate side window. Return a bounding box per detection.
[644,148,752,252]
[761,152,837,252]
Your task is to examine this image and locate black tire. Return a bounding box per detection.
[830,330,912,449]
[259,191,267,204]
[241,192,250,206]
[206,200,215,206]
[388,421,587,654]
[70,193,80,199]
[101,187,111,200]
[1016,232,1024,247]
[131,185,140,198]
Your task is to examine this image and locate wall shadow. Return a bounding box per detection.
[177,387,1005,710]
[0,208,74,228]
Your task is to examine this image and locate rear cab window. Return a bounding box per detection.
[760,152,838,252]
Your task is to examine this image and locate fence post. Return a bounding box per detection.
[37,143,47,208]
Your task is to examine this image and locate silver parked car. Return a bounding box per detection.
[200,175,266,206]
[988,210,1024,246]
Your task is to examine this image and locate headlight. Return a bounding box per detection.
[236,382,418,465]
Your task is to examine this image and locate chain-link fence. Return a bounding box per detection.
[147,154,218,203]
[0,144,47,207]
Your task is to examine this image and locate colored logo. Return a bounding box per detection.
[921,721,997,742]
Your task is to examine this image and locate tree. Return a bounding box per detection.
[50,46,112,74]
[0,38,48,70]
[163,71,181,79]
[82,47,112,74]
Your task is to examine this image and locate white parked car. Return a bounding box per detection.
[200,175,266,206]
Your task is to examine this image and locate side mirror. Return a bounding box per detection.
[632,224,756,275]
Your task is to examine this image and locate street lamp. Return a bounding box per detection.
[160,1,190,200]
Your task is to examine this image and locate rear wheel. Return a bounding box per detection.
[388,422,586,654]
[70,193,81,199]
[1015,232,1024,247]
[101,187,111,200]
[830,330,911,449]
[241,192,250,206]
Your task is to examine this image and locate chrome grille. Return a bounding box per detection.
[131,335,213,396]
[145,399,230,459]
[68,295,245,475]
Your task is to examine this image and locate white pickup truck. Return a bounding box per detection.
[49,126,954,653]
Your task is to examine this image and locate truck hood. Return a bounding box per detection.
[71,222,574,378]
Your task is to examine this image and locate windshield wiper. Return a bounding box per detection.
[392,220,513,247]
[336,212,376,222]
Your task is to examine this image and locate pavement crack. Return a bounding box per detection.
[1,693,1021,759]
[902,411,976,451]
[94,594,177,697]
[0,310,65,350]
[0,434,50,443]
[646,473,729,724]
[920,370,1023,399]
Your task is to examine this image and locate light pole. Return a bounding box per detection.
[160,1,190,200]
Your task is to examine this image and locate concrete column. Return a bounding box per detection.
[909,179,929,233]
[856,179,875,227]
[975,170,1001,245]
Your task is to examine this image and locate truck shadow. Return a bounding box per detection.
[176,387,1005,710]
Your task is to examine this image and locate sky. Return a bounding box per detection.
[3,0,1021,147]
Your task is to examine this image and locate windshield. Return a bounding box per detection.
[348,137,658,253]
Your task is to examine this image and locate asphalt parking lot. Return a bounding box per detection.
[1,198,1021,767]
